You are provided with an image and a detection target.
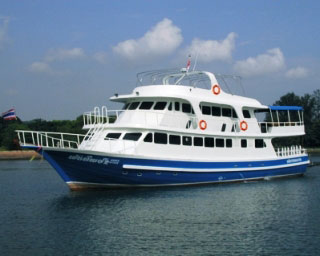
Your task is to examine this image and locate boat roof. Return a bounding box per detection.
[268,106,303,111]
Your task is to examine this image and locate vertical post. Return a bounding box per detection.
[276,111,280,126]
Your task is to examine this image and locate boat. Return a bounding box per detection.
[16,67,310,190]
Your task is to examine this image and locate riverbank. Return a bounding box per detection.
[0,150,41,160]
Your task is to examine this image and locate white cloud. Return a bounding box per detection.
[234,48,285,77]
[0,16,10,49]
[28,47,85,74]
[183,32,237,62]
[285,67,308,79]
[44,48,85,62]
[28,61,52,73]
[113,18,183,61]
[93,51,108,63]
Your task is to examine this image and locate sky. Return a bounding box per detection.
[0,0,319,121]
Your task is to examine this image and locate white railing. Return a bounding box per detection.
[83,106,199,130]
[16,130,85,149]
[275,145,307,157]
[258,121,303,133]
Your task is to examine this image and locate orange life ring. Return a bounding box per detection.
[240,121,248,131]
[212,84,221,95]
[199,120,207,130]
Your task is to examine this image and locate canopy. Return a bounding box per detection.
[268,106,303,111]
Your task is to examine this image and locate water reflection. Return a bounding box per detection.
[1,159,320,255]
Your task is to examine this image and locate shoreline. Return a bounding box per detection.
[0,150,41,160]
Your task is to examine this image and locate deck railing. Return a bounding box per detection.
[83,107,199,130]
[275,145,307,157]
[258,121,303,133]
[16,130,85,149]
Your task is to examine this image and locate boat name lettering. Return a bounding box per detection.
[287,158,302,164]
[68,155,119,165]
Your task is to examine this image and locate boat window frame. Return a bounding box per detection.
[139,101,154,110]
[153,101,167,110]
[105,132,122,140]
[123,132,142,141]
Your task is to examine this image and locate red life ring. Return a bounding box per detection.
[199,120,207,130]
[212,84,221,95]
[240,121,248,131]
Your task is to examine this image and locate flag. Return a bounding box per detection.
[186,55,191,71]
[2,108,17,120]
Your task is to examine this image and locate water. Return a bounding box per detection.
[1,155,320,255]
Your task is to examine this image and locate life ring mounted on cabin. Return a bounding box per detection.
[212,84,221,95]
[240,121,248,131]
[199,120,207,130]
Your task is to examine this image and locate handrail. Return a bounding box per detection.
[83,107,199,130]
[16,130,85,149]
[275,145,307,157]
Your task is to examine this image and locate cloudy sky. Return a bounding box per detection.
[1,1,319,120]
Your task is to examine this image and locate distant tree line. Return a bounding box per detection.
[0,90,319,150]
[0,116,85,150]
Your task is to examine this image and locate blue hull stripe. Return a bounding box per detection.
[25,147,309,188]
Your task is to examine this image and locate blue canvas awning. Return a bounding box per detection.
[268,106,303,111]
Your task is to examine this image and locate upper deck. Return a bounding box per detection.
[82,69,305,138]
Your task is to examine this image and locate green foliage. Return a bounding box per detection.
[0,115,85,150]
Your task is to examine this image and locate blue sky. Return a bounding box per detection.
[1,0,319,120]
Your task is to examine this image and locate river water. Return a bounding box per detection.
[1,154,320,255]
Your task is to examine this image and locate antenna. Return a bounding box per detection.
[186,54,191,72]
[192,52,199,71]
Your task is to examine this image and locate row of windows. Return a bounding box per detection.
[200,104,238,118]
[124,101,254,120]
[123,101,195,114]
[144,132,233,148]
[199,104,254,119]
[105,132,266,149]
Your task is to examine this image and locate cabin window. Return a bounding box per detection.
[182,103,192,113]
[202,106,211,115]
[243,110,251,118]
[139,101,154,110]
[182,136,192,146]
[123,133,142,141]
[226,139,232,148]
[122,103,130,110]
[216,138,224,147]
[205,137,214,147]
[212,106,221,116]
[221,123,226,132]
[128,102,140,110]
[222,108,232,117]
[154,102,167,110]
[105,133,121,140]
[241,139,247,148]
[144,133,153,143]
[194,137,204,147]
[169,135,181,145]
[255,139,264,148]
[175,102,180,111]
[154,133,167,144]
[232,109,238,118]
[168,102,172,111]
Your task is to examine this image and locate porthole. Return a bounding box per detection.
[122,171,128,175]
[137,172,142,177]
